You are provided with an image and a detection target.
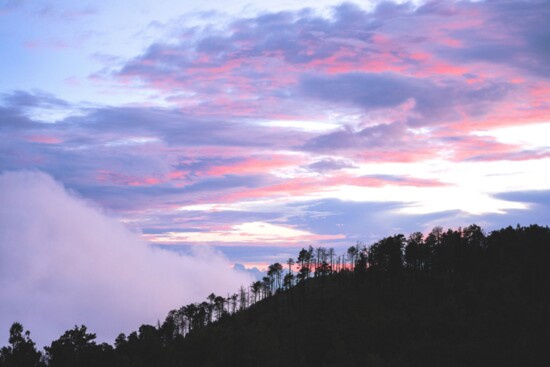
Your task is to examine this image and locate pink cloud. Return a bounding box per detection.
[220,177,326,202]
[205,155,302,177]
[3,1,550,271]
[26,135,63,144]
[147,221,345,245]
[97,171,163,187]
[205,171,447,205]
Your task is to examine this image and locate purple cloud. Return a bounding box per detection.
[1,2,550,310]
[432,0,550,78]
[303,122,409,152]
[299,72,511,125]
[2,0,550,350]
[307,158,356,172]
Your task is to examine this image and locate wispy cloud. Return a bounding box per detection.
[1,0,549,275]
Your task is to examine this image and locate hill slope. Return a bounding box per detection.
[2,224,550,366]
[176,272,549,366]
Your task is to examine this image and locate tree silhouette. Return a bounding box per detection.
[347,245,359,271]
[250,281,262,304]
[287,258,295,276]
[424,226,443,273]
[239,285,248,311]
[45,325,112,367]
[0,322,42,367]
[207,293,216,323]
[229,293,239,314]
[297,246,314,281]
[214,296,226,320]
[262,276,272,298]
[198,302,209,327]
[283,272,294,289]
[368,234,405,273]
[267,263,283,292]
[405,232,424,271]
[285,258,295,289]
[327,248,335,274]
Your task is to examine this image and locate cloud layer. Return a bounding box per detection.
[1,1,549,275]
[0,171,252,346]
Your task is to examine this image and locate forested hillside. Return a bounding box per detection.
[2,224,550,366]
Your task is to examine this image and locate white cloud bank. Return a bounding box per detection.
[0,170,252,347]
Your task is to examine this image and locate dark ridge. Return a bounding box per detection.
[2,224,550,366]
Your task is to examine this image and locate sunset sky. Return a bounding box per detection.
[2,0,550,270]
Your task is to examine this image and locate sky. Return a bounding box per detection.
[1,0,550,342]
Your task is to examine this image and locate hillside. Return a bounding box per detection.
[2,224,550,366]
[173,255,550,365]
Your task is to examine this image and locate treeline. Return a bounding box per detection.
[2,224,550,366]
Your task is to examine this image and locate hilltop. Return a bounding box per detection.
[2,224,550,366]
